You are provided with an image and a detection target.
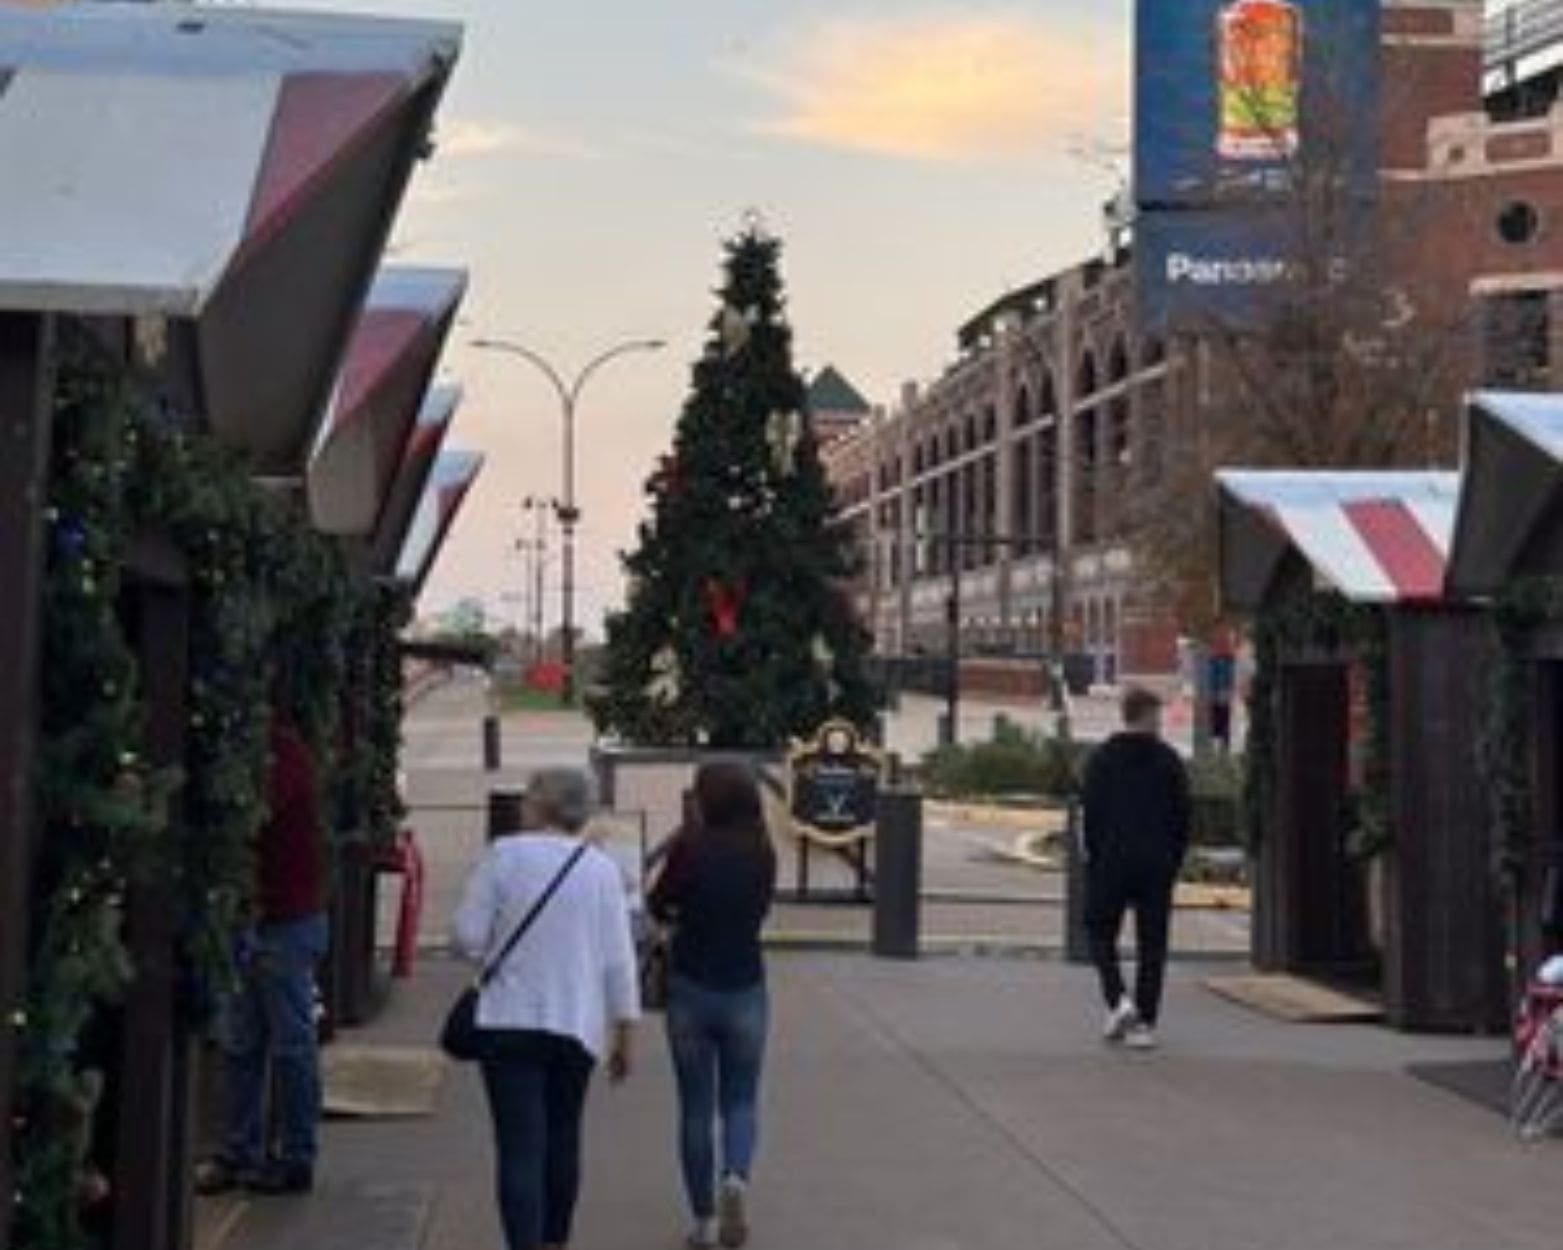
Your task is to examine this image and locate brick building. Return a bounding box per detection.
[823,0,1563,687]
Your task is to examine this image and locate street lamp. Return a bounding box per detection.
[472,335,665,704]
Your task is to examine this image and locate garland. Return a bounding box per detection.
[1482,578,1563,879]
[13,355,171,1250]
[13,348,371,1250]
[1242,593,1391,860]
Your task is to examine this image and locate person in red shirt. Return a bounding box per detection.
[198,713,329,1196]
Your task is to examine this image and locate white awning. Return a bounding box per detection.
[308,266,466,537]
[0,4,462,472]
[371,382,461,577]
[1448,390,1563,597]
[397,448,483,595]
[1217,470,1459,611]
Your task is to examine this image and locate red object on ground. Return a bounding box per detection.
[526,661,566,693]
[388,828,425,979]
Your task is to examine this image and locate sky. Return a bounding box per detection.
[321,0,1133,632]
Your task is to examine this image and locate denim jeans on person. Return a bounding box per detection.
[666,974,768,1220]
[220,912,329,1171]
[479,1032,595,1250]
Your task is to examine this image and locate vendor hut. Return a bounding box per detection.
[1447,390,1563,999]
[1217,469,1507,1033]
[0,6,461,1248]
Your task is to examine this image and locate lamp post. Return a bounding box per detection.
[472,335,665,704]
[518,494,554,668]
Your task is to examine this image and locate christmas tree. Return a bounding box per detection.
[589,223,879,748]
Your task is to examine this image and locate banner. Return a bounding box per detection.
[1134,0,1380,327]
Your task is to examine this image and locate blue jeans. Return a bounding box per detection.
[220,913,328,1170]
[666,975,768,1220]
[480,1035,595,1249]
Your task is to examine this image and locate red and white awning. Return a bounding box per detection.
[0,4,461,473]
[1217,470,1459,611]
[308,266,466,538]
[371,382,461,577]
[397,449,483,595]
[1448,391,1563,597]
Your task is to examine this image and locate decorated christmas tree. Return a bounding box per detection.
[589,222,879,748]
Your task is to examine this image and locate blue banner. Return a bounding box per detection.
[1135,0,1379,209]
[1134,0,1380,328]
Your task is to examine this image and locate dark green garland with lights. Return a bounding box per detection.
[11,345,406,1250]
[1242,593,1391,860]
[1481,577,1563,880]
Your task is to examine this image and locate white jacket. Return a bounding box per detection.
[451,831,641,1059]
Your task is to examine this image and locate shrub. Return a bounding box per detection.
[920,723,1085,800]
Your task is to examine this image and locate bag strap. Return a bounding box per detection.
[478,841,589,988]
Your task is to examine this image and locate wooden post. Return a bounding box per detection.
[0,311,54,1250]
[115,567,193,1250]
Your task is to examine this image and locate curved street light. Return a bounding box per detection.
[471,335,666,703]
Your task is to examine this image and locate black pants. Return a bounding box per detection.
[480,1033,595,1249]
[1085,862,1175,1026]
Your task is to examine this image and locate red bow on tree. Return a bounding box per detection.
[704,578,747,639]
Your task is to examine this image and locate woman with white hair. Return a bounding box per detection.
[452,767,640,1250]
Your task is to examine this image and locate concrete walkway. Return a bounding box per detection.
[218,947,1558,1250]
[206,675,1561,1250]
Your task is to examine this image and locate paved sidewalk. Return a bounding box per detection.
[214,947,1560,1250]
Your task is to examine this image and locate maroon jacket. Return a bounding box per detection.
[257,722,326,923]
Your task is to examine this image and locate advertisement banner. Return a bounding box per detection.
[1135,0,1379,209]
[1134,0,1380,327]
[1136,208,1295,328]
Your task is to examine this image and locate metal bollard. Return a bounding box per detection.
[487,788,524,842]
[1064,801,1091,964]
[482,714,502,771]
[873,790,922,960]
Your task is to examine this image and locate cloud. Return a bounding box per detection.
[437,118,600,161]
[733,10,1126,162]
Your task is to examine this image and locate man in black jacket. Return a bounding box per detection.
[1081,687,1191,1050]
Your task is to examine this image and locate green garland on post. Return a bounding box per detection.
[1481,577,1563,879]
[14,358,171,1250]
[13,349,377,1250]
[1242,593,1391,859]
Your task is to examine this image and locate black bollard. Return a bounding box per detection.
[487,788,524,842]
[873,790,922,960]
[1064,801,1091,964]
[482,714,501,771]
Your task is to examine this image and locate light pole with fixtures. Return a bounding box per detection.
[471,335,665,703]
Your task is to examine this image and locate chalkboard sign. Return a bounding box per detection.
[788,720,882,846]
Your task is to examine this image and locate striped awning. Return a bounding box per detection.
[397,449,483,596]
[0,3,461,472]
[308,267,467,539]
[1217,470,1460,611]
[1448,391,1563,597]
[371,382,461,577]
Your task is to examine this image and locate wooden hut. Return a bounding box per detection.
[306,266,467,1027]
[0,7,461,1248]
[1217,469,1508,1032]
[1448,390,1563,999]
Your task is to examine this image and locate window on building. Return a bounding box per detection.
[1011,433,1033,557]
[1077,352,1098,399]
[1037,423,1058,550]
[1484,290,1551,389]
[1015,387,1033,429]
[1076,407,1099,546]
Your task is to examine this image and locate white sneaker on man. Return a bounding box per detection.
[1102,996,1138,1043]
[717,1175,749,1248]
[1124,1022,1159,1050]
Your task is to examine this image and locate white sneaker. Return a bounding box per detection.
[1102,996,1138,1043]
[686,1219,717,1249]
[1124,1023,1159,1051]
[717,1175,749,1248]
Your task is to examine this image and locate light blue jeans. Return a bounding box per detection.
[665,975,769,1219]
[220,913,329,1170]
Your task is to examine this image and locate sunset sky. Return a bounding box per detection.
[325,0,1132,631]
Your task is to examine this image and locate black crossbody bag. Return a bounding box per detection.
[440,842,589,1062]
